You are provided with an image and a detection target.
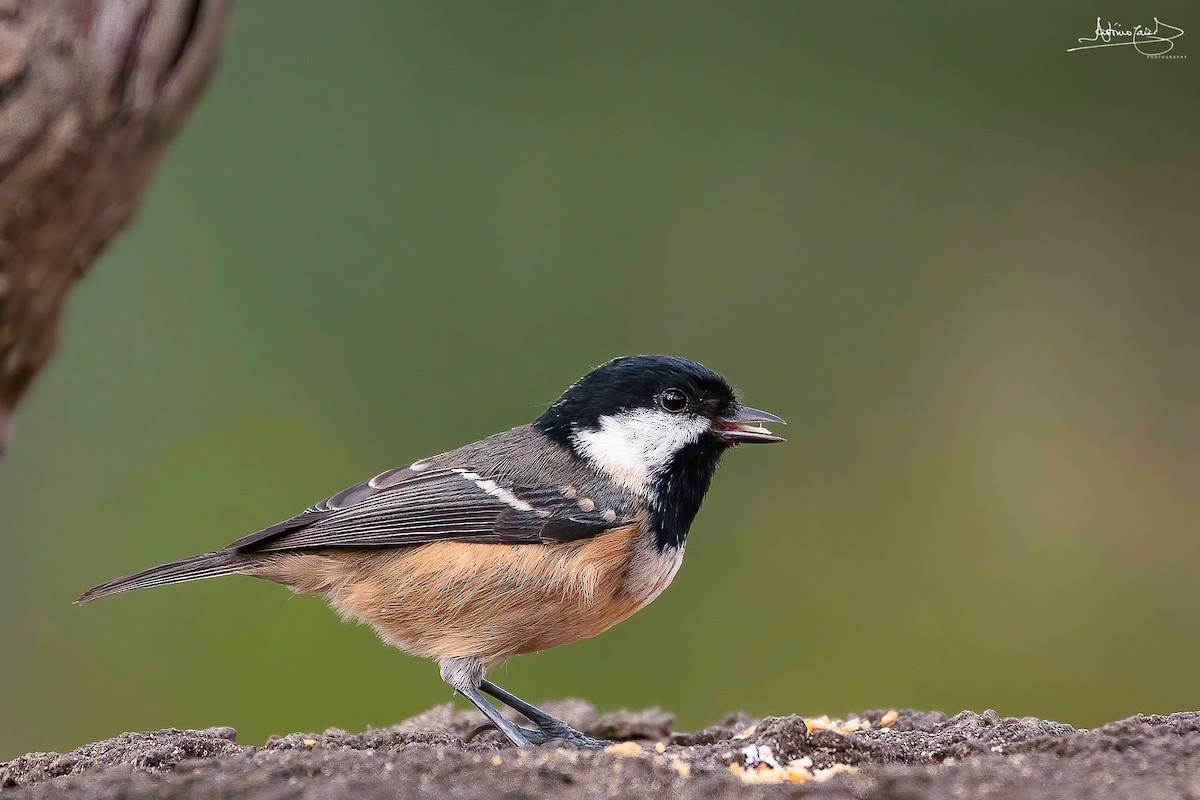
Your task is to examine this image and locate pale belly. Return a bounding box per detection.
[252,527,685,666]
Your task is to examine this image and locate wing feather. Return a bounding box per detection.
[228,460,629,554]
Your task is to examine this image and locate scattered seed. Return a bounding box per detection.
[604,741,644,757]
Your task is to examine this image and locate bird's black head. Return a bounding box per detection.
[534,355,783,551]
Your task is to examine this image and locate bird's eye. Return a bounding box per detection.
[658,388,689,413]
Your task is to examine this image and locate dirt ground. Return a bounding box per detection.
[3,703,1199,799]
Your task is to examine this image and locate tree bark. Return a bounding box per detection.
[0,0,235,454]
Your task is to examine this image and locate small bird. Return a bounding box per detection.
[79,355,784,748]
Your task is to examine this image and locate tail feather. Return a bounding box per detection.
[76,551,245,604]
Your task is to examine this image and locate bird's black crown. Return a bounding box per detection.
[533,355,737,444]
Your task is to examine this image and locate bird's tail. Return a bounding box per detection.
[76,550,246,604]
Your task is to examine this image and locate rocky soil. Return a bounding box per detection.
[3,703,1199,799]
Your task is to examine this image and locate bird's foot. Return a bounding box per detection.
[465,720,610,749]
[474,678,613,749]
[516,723,612,750]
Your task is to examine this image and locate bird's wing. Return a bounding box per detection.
[227,462,630,554]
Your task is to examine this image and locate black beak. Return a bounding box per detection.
[713,405,786,444]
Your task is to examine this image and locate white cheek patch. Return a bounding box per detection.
[570,409,710,498]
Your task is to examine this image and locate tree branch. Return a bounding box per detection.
[0,0,235,454]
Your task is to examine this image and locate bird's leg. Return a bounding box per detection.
[481,678,613,750]
[440,657,531,748]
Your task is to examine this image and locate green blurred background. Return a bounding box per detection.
[2,1,1198,760]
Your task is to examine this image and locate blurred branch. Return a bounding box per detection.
[0,0,235,455]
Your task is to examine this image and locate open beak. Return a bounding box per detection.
[713,405,786,444]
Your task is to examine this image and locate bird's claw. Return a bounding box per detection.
[516,724,612,750]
